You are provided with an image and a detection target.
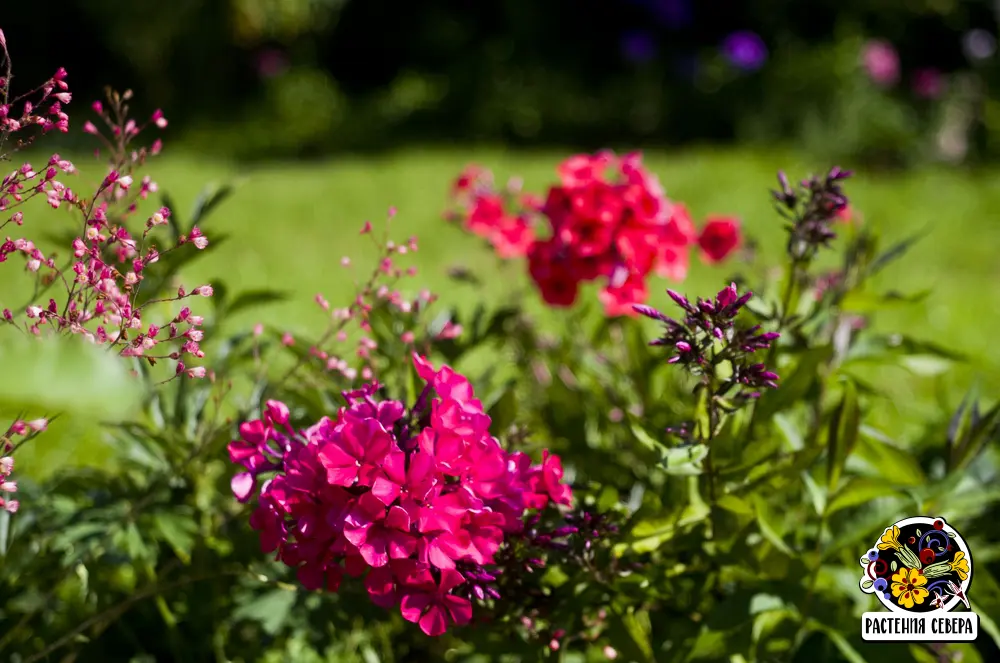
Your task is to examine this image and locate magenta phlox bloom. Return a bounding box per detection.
[227,354,575,636]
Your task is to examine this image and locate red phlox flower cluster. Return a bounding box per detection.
[446,152,744,317]
[1,35,211,381]
[446,165,537,259]
[228,354,573,636]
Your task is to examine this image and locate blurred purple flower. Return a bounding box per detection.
[256,48,290,79]
[621,31,659,64]
[962,29,997,61]
[652,0,692,29]
[861,40,900,87]
[912,68,946,99]
[721,31,768,71]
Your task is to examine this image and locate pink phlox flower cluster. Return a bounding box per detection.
[1,417,48,514]
[284,219,435,384]
[0,64,70,138]
[228,354,572,636]
[0,59,210,379]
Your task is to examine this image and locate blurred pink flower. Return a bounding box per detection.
[912,68,946,99]
[862,40,900,87]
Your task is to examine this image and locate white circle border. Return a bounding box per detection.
[863,516,973,614]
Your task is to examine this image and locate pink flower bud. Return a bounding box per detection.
[194,285,213,297]
[360,220,372,234]
[603,646,618,660]
[152,109,168,129]
[187,366,207,378]
[253,323,264,337]
[27,418,47,432]
[282,332,294,346]
[401,331,415,344]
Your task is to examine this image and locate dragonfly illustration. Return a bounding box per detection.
[945,580,971,610]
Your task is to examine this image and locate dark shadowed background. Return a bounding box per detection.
[5,0,1000,164]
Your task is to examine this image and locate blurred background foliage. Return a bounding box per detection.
[5,0,1000,164]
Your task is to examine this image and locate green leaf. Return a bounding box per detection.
[629,421,667,454]
[0,511,9,556]
[900,355,953,377]
[123,522,149,561]
[224,289,288,318]
[867,228,929,278]
[231,588,296,636]
[827,379,860,490]
[187,182,236,230]
[619,502,710,555]
[615,608,655,663]
[973,600,1000,651]
[752,494,794,557]
[694,386,711,441]
[162,192,183,243]
[151,512,198,564]
[717,493,753,516]
[0,333,142,418]
[857,427,927,487]
[661,444,709,476]
[805,619,868,663]
[756,346,834,418]
[800,471,826,515]
[826,477,904,515]
[952,399,1000,472]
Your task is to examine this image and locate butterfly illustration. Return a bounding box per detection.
[945,580,971,610]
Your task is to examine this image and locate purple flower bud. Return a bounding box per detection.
[473,585,486,600]
[666,289,692,311]
[633,304,668,321]
[716,283,738,309]
[486,587,501,600]
[675,341,692,352]
[712,327,724,339]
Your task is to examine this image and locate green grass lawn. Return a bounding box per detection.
[4,146,1000,475]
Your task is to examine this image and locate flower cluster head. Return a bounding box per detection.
[268,214,435,385]
[228,354,573,637]
[447,152,743,317]
[1,32,210,381]
[635,283,780,401]
[772,167,852,261]
[445,165,538,259]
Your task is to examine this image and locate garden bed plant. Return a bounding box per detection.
[2,28,999,663]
